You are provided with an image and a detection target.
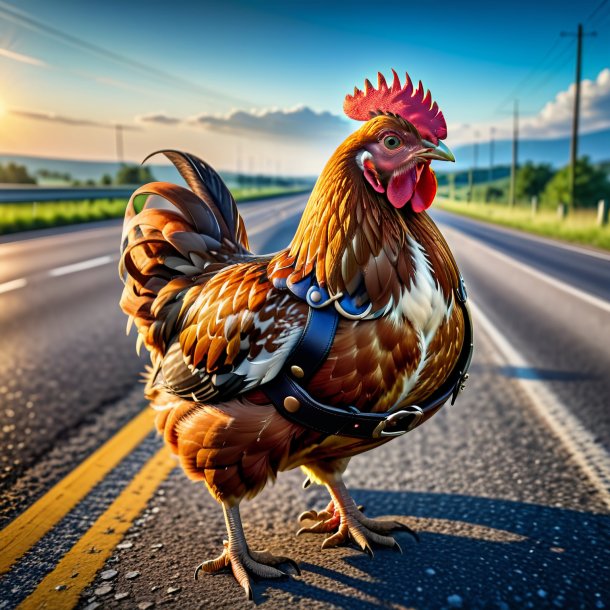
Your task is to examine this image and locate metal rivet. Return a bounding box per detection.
[309,290,322,303]
[290,365,305,379]
[284,396,301,413]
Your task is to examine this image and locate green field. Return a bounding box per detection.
[0,186,309,235]
[437,198,610,251]
[437,176,511,203]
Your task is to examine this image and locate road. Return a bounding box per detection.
[0,187,134,203]
[0,194,609,610]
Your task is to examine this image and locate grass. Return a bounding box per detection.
[437,198,610,252]
[0,186,309,235]
[437,176,511,204]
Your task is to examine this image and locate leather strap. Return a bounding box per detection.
[263,280,473,440]
[285,305,338,383]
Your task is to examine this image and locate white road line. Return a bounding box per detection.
[0,278,27,294]
[49,255,114,277]
[1,202,305,291]
[247,207,304,236]
[444,227,610,315]
[435,204,610,262]
[0,193,308,254]
[241,195,307,225]
[471,299,610,510]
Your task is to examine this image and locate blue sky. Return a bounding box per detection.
[0,0,609,173]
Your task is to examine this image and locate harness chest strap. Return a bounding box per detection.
[263,279,473,440]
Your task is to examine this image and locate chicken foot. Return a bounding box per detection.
[195,503,300,599]
[297,478,418,556]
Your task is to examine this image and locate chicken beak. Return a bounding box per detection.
[419,140,455,163]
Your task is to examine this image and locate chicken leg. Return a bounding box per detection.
[297,476,418,556]
[195,502,300,599]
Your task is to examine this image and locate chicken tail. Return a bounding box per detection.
[119,150,250,355]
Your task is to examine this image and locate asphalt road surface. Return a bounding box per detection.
[1,194,609,610]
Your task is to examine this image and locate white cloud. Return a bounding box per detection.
[523,68,610,138]
[136,112,182,126]
[448,67,610,145]
[188,106,351,140]
[133,105,351,140]
[10,108,141,131]
[0,47,46,67]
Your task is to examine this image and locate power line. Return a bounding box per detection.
[519,40,576,100]
[495,36,568,113]
[592,6,610,30]
[0,1,251,108]
[585,0,609,22]
[494,0,607,116]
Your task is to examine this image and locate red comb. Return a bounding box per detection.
[343,69,447,143]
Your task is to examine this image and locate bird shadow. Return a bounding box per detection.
[253,490,610,609]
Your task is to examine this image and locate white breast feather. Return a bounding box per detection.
[391,236,451,407]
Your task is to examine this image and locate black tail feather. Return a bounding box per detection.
[143,149,247,248]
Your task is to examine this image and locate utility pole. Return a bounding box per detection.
[489,127,495,183]
[562,24,596,209]
[474,131,479,171]
[468,131,479,203]
[570,24,583,210]
[115,125,124,165]
[509,100,518,207]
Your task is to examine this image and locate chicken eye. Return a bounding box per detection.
[383,135,401,150]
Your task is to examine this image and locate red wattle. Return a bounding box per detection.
[387,167,417,209]
[411,164,437,213]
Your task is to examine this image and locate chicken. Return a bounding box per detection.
[119,69,472,599]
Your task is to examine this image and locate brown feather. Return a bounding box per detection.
[124,117,466,507]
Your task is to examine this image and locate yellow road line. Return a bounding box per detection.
[0,201,307,588]
[18,446,176,610]
[0,407,157,575]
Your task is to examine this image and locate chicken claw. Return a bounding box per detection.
[297,480,418,556]
[298,499,335,523]
[195,504,300,599]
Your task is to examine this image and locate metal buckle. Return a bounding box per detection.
[451,372,470,405]
[457,277,468,303]
[372,406,424,438]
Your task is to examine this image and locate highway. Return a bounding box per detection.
[0,194,609,610]
[0,187,135,203]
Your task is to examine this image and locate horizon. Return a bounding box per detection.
[2,127,608,181]
[1,0,609,175]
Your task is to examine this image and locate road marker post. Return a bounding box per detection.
[597,199,608,227]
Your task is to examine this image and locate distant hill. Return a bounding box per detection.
[0,154,185,184]
[0,154,316,187]
[2,127,608,182]
[448,128,610,172]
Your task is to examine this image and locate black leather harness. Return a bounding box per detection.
[264,277,473,440]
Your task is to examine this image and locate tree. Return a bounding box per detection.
[516,162,554,201]
[100,174,113,185]
[485,185,504,202]
[115,165,155,185]
[0,162,37,184]
[542,157,610,208]
[36,169,71,182]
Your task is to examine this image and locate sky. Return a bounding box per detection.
[0,0,609,175]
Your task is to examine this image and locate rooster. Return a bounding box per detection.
[119,69,472,599]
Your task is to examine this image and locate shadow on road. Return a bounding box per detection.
[255,490,610,609]
[497,366,598,382]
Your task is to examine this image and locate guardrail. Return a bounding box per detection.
[0,187,135,203]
